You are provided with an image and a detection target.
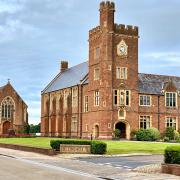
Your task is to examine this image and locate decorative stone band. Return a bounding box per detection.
[60,144,91,154]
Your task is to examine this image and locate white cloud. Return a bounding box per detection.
[0,0,24,13]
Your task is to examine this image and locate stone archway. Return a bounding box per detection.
[115,121,130,139]
[3,121,10,134]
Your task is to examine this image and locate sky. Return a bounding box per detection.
[0,0,180,124]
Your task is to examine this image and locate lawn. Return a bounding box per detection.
[0,138,179,154]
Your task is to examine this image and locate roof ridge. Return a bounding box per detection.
[139,72,180,79]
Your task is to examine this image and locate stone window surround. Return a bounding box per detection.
[139,95,152,107]
[165,92,178,108]
[94,90,100,106]
[113,89,131,107]
[84,96,89,112]
[139,115,151,129]
[165,116,178,130]
[116,66,127,80]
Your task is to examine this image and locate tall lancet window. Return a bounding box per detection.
[1,97,15,119]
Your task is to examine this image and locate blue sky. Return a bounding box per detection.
[0,0,180,124]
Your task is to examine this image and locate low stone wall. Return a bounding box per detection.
[60,144,91,154]
[0,143,56,156]
[162,163,180,176]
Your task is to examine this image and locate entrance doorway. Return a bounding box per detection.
[3,121,10,134]
[115,122,126,139]
[94,125,99,139]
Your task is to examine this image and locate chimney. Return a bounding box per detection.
[99,1,115,31]
[60,61,68,72]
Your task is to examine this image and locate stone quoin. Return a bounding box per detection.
[41,1,180,139]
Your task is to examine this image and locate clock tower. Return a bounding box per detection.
[88,1,139,139]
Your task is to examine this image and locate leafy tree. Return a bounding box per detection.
[29,123,41,134]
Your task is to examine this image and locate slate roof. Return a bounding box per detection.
[42,61,180,95]
[138,73,180,95]
[42,62,88,94]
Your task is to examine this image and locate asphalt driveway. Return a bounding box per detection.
[77,155,163,170]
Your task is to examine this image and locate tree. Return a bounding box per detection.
[29,123,41,134]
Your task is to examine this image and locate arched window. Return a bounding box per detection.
[1,97,15,119]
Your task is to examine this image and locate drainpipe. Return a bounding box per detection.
[158,95,160,131]
[78,84,83,138]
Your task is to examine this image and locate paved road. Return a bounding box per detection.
[77,155,163,170]
[0,148,178,180]
[0,155,98,180]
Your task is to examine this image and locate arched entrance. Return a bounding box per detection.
[3,121,10,134]
[94,125,99,139]
[115,122,126,138]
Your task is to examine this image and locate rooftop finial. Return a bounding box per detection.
[7,78,10,84]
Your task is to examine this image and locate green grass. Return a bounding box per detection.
[0,138,179,154]
[104,141,180,154]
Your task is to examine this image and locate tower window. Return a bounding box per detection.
[113,90,130,106]
[94,68,100,80]
[116,67,127,79]
[94,47,100,59]
[94,90,100,106]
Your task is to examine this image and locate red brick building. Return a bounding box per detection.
[41,1,179,139]
[0,81,28,135]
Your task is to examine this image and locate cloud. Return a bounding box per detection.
[0,0,179,124]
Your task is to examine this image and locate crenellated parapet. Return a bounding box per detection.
[115,24,138,36]
[100,1,115,11]
[89,26,101,39]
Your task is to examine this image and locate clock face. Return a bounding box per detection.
[117,40,128,56]
[120,46,125,54]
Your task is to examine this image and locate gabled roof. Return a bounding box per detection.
[42,61,180,95]
[0,82,27,107]
[138,73,180,95]
[42,61,88,94]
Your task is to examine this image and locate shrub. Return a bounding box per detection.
[130,130,137,140]
[136,128,160,141]
[163,136,170,142]
[164,127,175,140]
[50,139,107,154]
[114,129,121,138]
[146,128,160,141]
[164,146,180,164]
[174,131,180,140]
[91,141,107,154]
[136,129,147,141]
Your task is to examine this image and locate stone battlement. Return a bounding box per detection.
[115,24,138,36]
[89,26,101,35]
[100,1,115,11]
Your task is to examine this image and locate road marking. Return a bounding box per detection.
[1,155,100,179]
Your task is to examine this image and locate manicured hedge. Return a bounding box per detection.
[164,146,180,164]
[50,139,107,154]
[136,128,160,141]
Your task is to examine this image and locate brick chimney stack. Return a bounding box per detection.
[99,1,115,31]
[60,61,68,72]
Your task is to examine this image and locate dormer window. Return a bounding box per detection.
[165,92,177,107]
